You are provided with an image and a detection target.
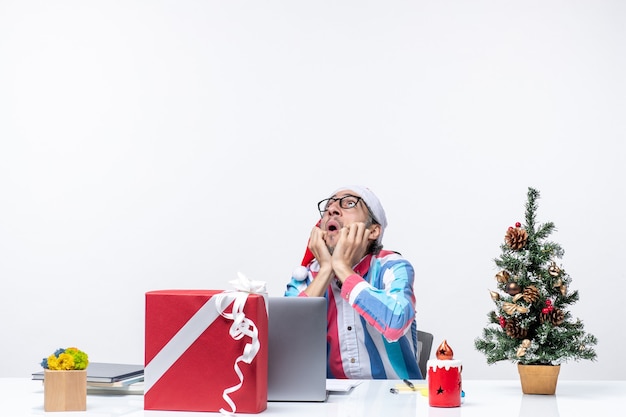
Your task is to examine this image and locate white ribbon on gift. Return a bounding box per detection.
[144,273,267,416]
[214,273,267,415]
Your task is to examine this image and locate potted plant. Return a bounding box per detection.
[41,347,89,411]
[474,187,597,394]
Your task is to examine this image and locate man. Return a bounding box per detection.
[285,186,421,379]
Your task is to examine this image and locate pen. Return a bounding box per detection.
[402,379,415,390]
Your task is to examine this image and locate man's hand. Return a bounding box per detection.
[308,226,332,269]
[302,225,335,297]
[331,222,372,282]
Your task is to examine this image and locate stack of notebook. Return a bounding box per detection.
[32,363,144,394]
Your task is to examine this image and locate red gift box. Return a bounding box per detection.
[144,290,268,413]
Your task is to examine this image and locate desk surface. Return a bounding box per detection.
[2,378,624,417]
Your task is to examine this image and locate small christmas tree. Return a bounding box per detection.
[475,187,597,365]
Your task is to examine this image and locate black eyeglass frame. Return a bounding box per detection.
[317,195,363,217]
[316,195,379,226]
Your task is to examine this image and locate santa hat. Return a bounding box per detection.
[292,186,387,281]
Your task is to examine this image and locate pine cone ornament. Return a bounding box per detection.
[505,318,528,339]
[522,285,540,303]
[540,308,565,325]
[505,227,528,250]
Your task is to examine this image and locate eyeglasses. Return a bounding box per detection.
[317,195,363,216]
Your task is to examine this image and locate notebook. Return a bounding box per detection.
[32,362,144,384]
[267,296,328,402]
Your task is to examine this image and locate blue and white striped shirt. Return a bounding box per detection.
[285,250,422,379]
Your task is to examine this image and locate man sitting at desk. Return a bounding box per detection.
[285,185,421,380]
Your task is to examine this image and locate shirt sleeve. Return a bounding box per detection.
[284,274,311,297]
[340,257,416,342]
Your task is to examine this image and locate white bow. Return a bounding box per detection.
[215,272,267,415]
[229,271,267,294]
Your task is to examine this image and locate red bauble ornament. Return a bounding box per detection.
[515,222,521,227]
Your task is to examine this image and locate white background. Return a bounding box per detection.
[1,0,624,380]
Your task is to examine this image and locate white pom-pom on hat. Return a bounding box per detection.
[292,265,309,281]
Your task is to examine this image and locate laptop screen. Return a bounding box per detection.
[267,296,327,402]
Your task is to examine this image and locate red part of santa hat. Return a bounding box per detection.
[301,220,321,265]
[301,245,315,267]
[292,220,319,281]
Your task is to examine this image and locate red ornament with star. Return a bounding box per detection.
[428,340,462,407]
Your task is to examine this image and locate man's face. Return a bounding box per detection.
[320,190,372,249]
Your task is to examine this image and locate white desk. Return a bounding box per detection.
[2,378,624,416]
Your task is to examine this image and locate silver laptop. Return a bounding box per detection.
[267,296,328,402]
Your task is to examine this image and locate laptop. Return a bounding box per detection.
[267,296,328,402]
